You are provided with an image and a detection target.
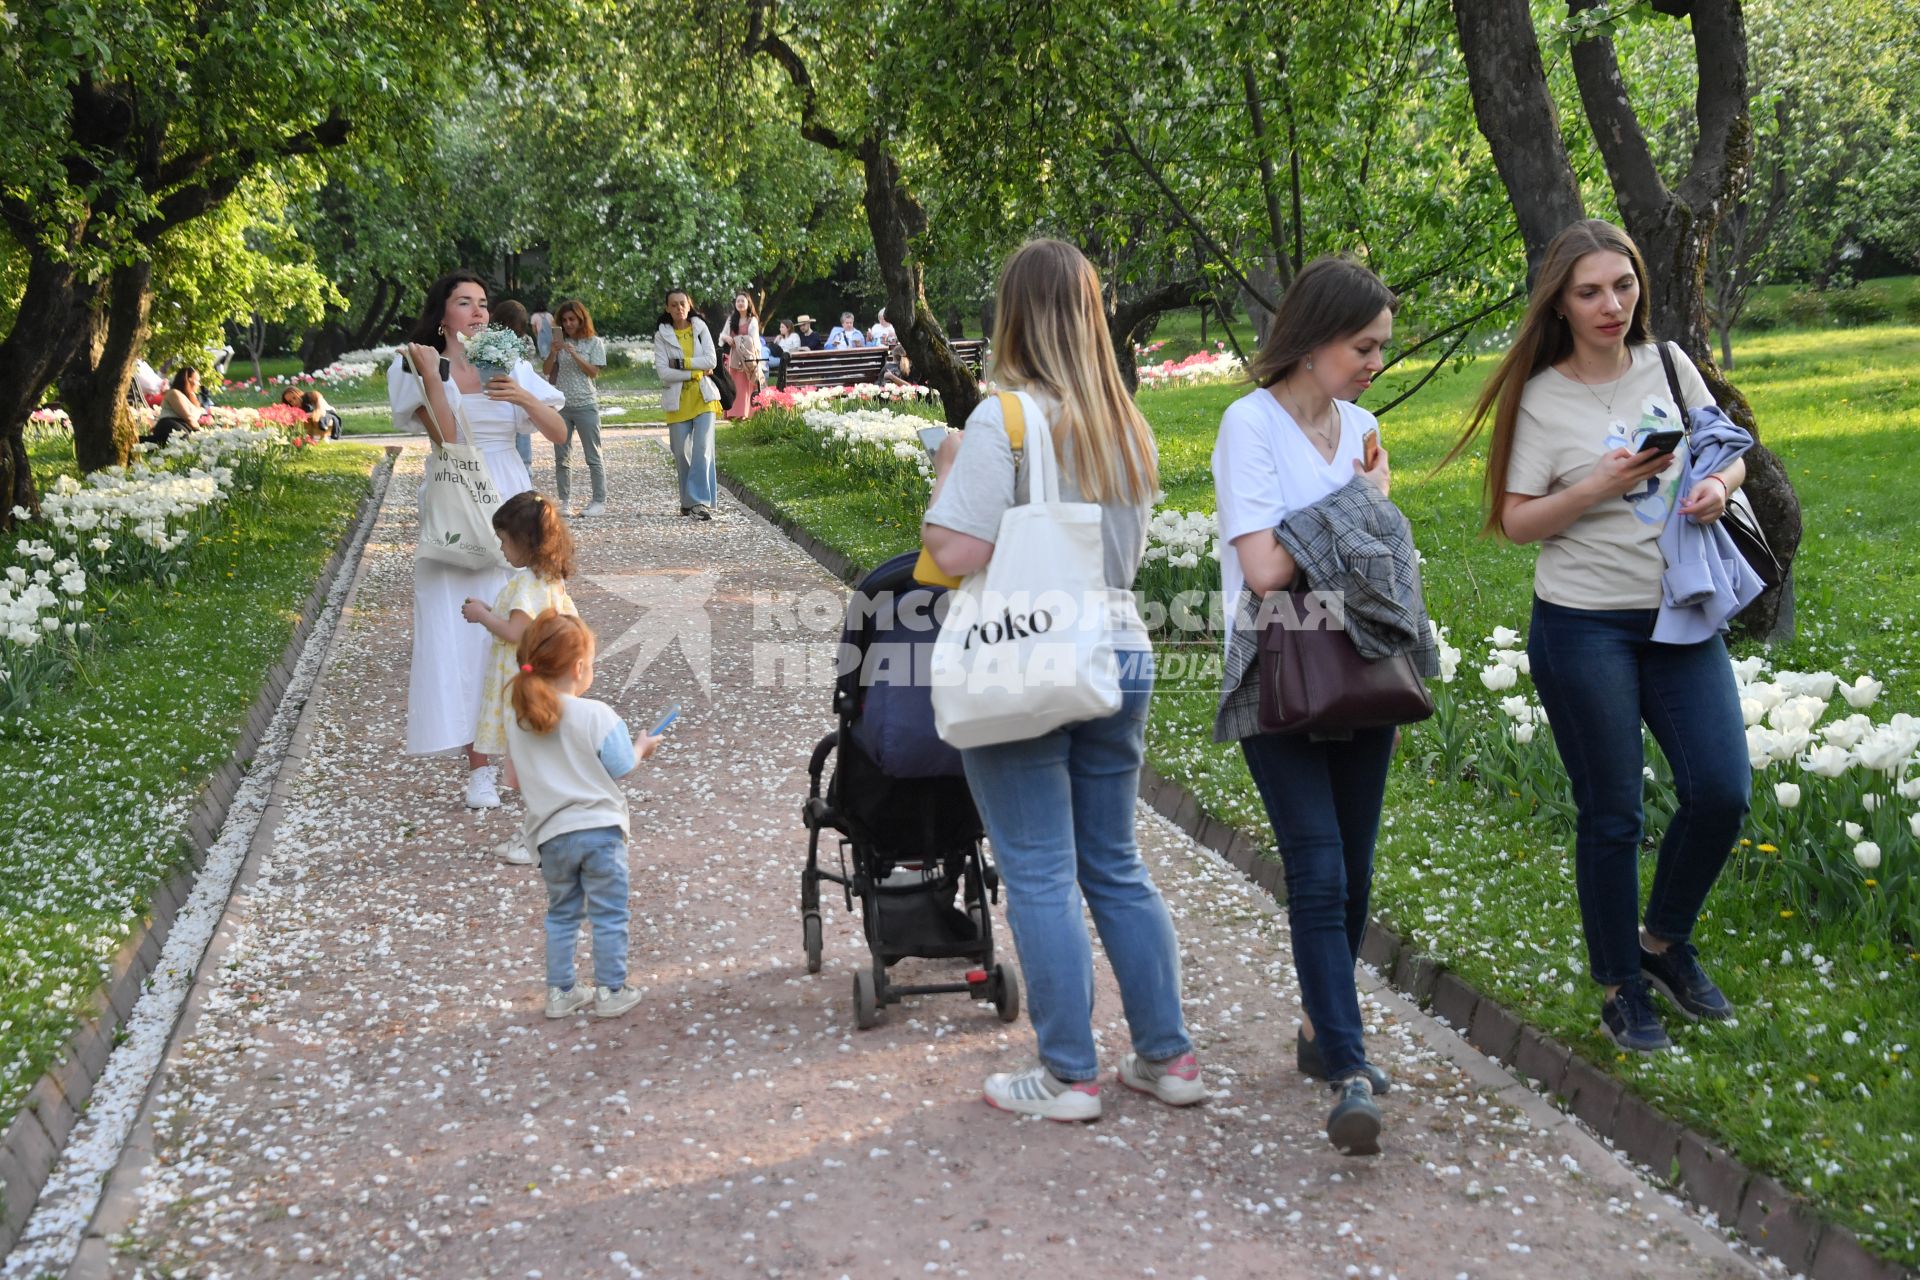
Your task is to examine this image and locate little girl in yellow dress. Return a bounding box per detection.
[462,491,578,862]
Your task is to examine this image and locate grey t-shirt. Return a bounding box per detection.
[924,389,1154,648]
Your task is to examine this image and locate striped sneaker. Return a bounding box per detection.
[983,1063,1101,1122]
[1118,1051,1209,1106]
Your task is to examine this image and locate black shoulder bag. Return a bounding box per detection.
[1656,343,1783,589]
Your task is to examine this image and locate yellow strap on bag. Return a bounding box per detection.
[913,392,1025,588]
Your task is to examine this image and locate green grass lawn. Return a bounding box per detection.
[0,440,382,1133]
[715,322,1920,1267]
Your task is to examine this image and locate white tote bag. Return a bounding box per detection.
[418,436,508,569]
[930,391,1126,748]
[395,347,508,571]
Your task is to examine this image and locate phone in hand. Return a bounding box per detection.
[650,703,681,736]
[917,425,949,462]
[1637,429,1684,456]
[1362,430,1381,470]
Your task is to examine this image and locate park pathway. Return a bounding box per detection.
[79,436,1764,1279]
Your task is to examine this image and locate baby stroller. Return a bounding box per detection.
[801,551,1021,1029]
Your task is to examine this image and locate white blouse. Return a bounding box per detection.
[386,356,563,447]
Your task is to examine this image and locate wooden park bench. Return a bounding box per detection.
[776,337,990,390]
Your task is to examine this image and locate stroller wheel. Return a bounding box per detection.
[802,912,823,974]
[992,964,1021,1024]
[853,968,881,1030]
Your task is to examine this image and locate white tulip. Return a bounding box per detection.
[1489,626,1522,647]
[1499,695,1530,720]
[1799,745,1854,778]
[1512,722,1537,745]
[1747,727,1780,771]
[1910,813,1920,841]
[1843,821,1864,841]
[1744,681,1786,712]
[1768,695,1828,735]
[1740,697,1765,728]
[1773,782,1801,809]
[1731,655,1767,684]
[1479,663,1518,692]
[1776,671,1839,699]
[1853,841,1881,871]
[1862,793,1881,813]
[1768,728,1814,765]
[1856,724,1920,774]
[1898,777,1920,802]
[1821,714,1874,750]
[1839,676,1883,709]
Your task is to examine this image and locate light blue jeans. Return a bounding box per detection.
[554,402,605,505]
[959,652,1190,1082]
[668,410,717,510]
[514,430,533,467]
[538,825,630,990]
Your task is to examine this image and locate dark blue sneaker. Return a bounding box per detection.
[1601,979,1673,1053]
[1297,1029,1391,1095]
[1640,941,1734,1022]
[1326,1076,1382,1156]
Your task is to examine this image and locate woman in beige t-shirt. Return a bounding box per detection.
[1442,219,1750,1057]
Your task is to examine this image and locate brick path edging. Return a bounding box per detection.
[715,462,1912,1280]
[0,448,399,1258]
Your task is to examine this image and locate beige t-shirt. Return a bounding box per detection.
[1508,343,1712,609]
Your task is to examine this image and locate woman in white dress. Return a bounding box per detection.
[389,270,567,807]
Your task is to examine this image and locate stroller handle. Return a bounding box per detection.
[807,731,839,796]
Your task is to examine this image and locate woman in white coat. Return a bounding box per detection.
[389,270,567,807]
[653,289,723,519]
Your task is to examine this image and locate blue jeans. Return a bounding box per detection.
[538,825,631,990]
[555,402,605,504]
[514,430,533,467]
[668,411,717,509]
[1527,597,1750,987]
[1241,726,1396,1081]
[959,653,1190,1082]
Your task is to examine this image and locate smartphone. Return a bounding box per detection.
[917,425,949,461]
[1362,430,1381,470]
[1638,429,1684,456]
[650,704,681,736]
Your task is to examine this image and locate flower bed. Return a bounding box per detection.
[2,428,284,717]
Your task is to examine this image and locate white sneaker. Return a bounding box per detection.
[495,838,534,866]
[593,984,643,1019]
[983,1063,1101,1122]
[545,985,594,1018]
[1118,1051,1209,1106]
[578,501,606,518]
[465,766,500,809]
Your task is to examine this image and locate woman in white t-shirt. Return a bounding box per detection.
[1210,255,1399,1157]
[1443,219,1749,1056]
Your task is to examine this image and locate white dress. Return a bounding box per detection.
[388,356,565,755]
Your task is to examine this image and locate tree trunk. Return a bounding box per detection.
[1450,0,1586,276]
[1109,278,1211,393]
[859,140,980,431]
[1717,318,1734,371]
[0,229,99,528]
[64,260,155,472]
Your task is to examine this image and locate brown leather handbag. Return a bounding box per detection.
[1255,589,1434,735]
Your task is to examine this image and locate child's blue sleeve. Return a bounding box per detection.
[598,721,637,778]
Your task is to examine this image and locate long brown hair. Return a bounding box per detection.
[1245,256,1397,388]
[511,610,593,735]
[1439,219,1654,535]
[492,491,576,581]
[988,239,1158,503]
[555,298,597,338]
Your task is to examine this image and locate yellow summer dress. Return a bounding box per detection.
[474,567,578,757]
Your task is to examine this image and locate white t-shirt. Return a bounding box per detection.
[1508,343,1712,609]
[1212,386,1377,645]
[506,694,634,850]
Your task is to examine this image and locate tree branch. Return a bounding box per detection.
[1674,0,1754,215]
[745,0,848,152]
[1241,64,1295,290]
[1566,0,1670,227]
[1116,124,1281,316]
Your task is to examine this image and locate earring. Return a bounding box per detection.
[437,324,446,337]
[1305,357,1314,371]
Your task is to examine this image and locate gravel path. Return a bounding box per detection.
[83,437,1764,1279]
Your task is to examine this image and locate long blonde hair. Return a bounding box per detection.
[988,239,1159,503]
[1439,219,1654,535]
